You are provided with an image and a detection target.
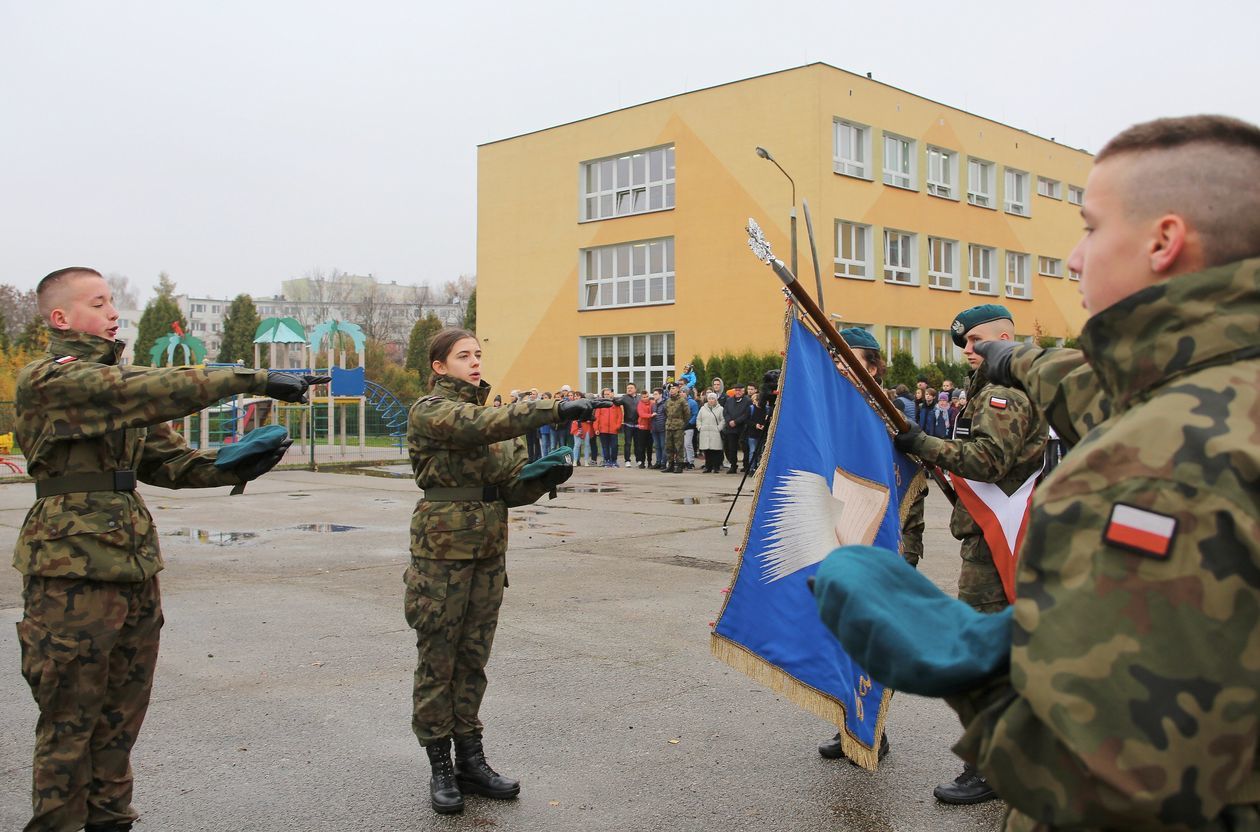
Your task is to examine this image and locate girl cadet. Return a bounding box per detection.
[406,327,609,815]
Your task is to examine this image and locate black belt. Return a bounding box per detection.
[36,470,137,499]
[423,485,501,502]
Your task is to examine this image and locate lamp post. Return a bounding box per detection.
[755,146,797,280]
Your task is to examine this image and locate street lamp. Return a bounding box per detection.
[755,146,797,280]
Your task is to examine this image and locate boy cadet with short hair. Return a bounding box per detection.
[13,267,321,832]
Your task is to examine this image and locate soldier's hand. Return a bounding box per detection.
[540,461,574,489]
[232,438,293,482]
[556,398,613,421]
[302,375,333,388]
[972,340,1017,386]
[893,422,926,455]
[266,371,315,403]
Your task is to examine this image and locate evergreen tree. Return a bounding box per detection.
[886,350,919,389]
[462,288,476,331]
[134,273,188,366]
[218,294,263,366]
[406,313,444,388]
[0,308,10,353]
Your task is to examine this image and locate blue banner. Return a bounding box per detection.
[711,318,921,767]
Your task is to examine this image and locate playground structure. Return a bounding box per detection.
[157,317,409,456]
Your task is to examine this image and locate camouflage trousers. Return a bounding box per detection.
[16,576,163,832]
[958,535,1009,614]
[404,554,506,745]
[900,487,926,568]
[665,429,685,466]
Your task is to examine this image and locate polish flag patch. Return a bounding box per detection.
[54,355,78,365]
[1104,503,1177,559]
[989,396,1008,409]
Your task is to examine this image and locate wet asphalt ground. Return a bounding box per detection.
[0,461,1005,831]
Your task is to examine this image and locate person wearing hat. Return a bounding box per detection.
[891,303,1048,805]
[407,327,611,815]
[13,267,322,832]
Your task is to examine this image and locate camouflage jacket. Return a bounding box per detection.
[664,396,689,430]
[910,367,1048,540]
[13,330,270,581]
[408,375,560,560]
[947,258,1260,830]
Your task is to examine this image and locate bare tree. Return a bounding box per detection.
[0,284,39,342]
[442,273,476,321]
[105,273,140,309]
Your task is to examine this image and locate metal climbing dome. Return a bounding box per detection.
[364,380,409,449]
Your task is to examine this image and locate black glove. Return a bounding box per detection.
[971,340,1017,387]
[233,438,294,482]
[265,372,325,403]
[556,398,614,421]
[893,422,926,455]
[540,462,574,489]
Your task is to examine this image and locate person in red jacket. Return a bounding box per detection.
[635,391,654,468]
[594,387,623,467]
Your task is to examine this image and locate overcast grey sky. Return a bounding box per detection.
[2,0,1256,303]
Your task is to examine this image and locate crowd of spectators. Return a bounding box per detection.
[493,368,766,475]
[889,377,967,439]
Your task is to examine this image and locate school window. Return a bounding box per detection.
[1037,176,1062,199]
[581,331,674,395]
[833,119,871,178]
[834,220,872,279]
[211,322,221,332]
[580,237,675,310]
[882,133,916,189]
[211,305,221,314]
[885,326,918,359]
[883,229,917,285]
[1069,269,1081,281]
[929,329,962,363]
[1005,168,1030,216]
[1038,256,1064,277]
[927,237,959,290]
[1068,185,1085,205]
[1006,252,1032,299]
[191,303,206,313]
[1014,334,1035,345]
[967,158,995,208]
[969,244,997,294]
[926,146,956,198]
[581,145,675,221]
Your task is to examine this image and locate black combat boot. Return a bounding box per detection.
[426,739,464,814]
[454,734,521,799]
[933,764,998,804]
[818,731,891,763]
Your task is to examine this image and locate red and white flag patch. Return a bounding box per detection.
[54,355,78,365]
[989,396,1008,409]
[1104,503,1177,559]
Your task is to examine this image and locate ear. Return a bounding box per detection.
[430,359,445,376]
[48,309,71,331]
[1149,214,1188,274]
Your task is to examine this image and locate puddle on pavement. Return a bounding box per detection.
[163,528,259,546]
[287,493,311,498]
[287,523,362,533]
[555,485,622,494]
[339,465,412,479]
[652,554,731,573]
[669,495,734,505]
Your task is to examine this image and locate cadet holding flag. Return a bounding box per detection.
[406,327,611,815]
[815,115,1260,830]
[13,267,322,832]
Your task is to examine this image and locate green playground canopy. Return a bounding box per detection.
[254,317,307,344]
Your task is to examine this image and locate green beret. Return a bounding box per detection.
[950,304,1012,347]
[214,425,289,469]
[839,327,880,352]
[519,445,574,481]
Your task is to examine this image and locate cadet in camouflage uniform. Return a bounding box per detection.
[894,303,1048,804]
[944,116,1260,831]
[663,383,689,473]
[407,327,610,815]
[13,267,318,832]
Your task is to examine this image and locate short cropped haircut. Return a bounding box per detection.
[36,267,102,317]
[1098,115,1260,266]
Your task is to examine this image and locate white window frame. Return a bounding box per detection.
[882,133,916,189]
[1005,168,1030,216]
[1068,185,1085,205]
[927,237,960,291]
[883,229,918,285]
[833,119,871,179]
[579,237,675,310]
[834,220,873,280]
[580,331,674,396]
[1038,256,1064,277]
[967,158,995,208]
[929,329,963,363]
[926,146,957,199]
[969,244,997,295]
[1037,176,1062,199]
[885,326,918,360]
[581,145,675,222]
[1005,251,1032,299]
[1069,269,1081,281]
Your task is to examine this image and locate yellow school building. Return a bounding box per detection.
[477,62,1092,394]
